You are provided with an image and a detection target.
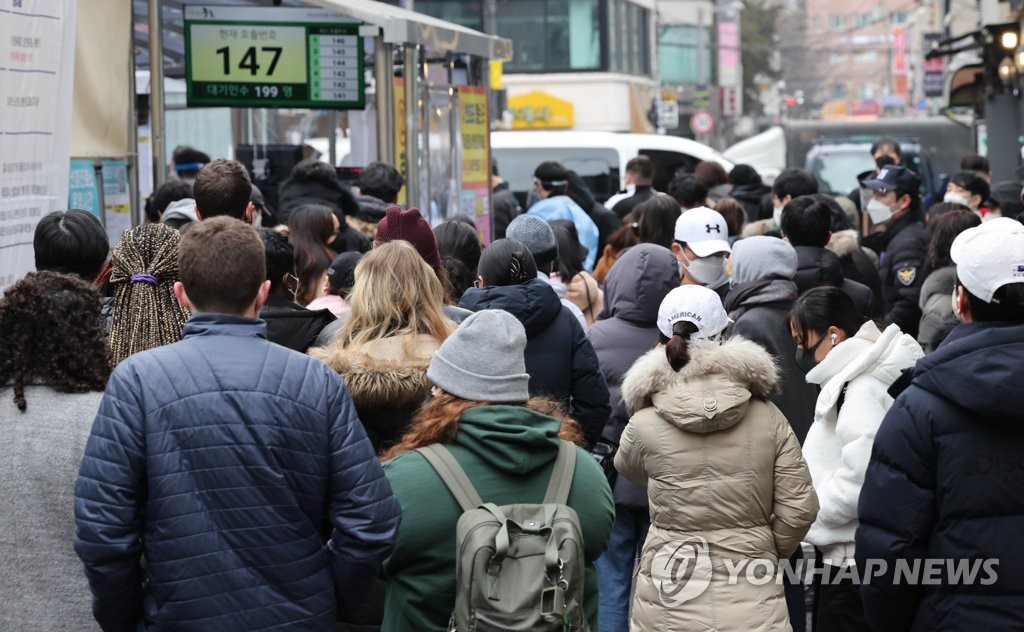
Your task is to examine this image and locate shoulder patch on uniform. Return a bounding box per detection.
[897,266,917,286]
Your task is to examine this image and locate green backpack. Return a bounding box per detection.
[416,440,589,631]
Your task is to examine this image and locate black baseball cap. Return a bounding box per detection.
[863,166,921,196]
[326,252,362,290]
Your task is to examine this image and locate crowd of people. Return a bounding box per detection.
[3,140,1024,632]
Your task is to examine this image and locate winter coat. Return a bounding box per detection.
[615,339,818,632]
[259,294,336,352]
[802,322,922,563]
[587,201,621,256]
[459,278,611,448]
[725,277,817,443]
[491,181,521,240]
[350,194,391,240]
[529,196,601,270]
[611,185,656,220]
[562,270,604,326]
[74,313,401,632]
[730,182,773,222]
[916,265,957,353]
[863,214,929,339]
[589,244,679,508]
[793,245,875,319]
[1,387,103,632]
[314,333,448,454]
[856,322,1024,631]
[380,405,614,632]
[828,229,884,318]
[277,176,360,225]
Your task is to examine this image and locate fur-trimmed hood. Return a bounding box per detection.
[316,334,440,408]
[827,229,862,258]
[621,337,778,434]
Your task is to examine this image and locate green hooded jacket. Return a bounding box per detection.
[381,405,614,631]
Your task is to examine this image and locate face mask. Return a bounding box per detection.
[794,332,831,373]
[681,253,728,287]
[875,155,897,169]
[866,198,893,224]
[773,205,784,227]
[943,192,970,207]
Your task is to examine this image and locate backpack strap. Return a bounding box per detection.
[542,440,578,505]
[415,444,483,512]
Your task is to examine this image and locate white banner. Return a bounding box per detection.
[0,0,77,290]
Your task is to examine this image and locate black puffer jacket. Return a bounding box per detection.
[277,177,360,224]
[856,322,1024,631]
[492,182,521,240]
[730,182,773,222]
[863,214,929,339]
[259,294,336,352]
[459,278,610,448]
[793,246,875,319]
[589,244,679,507]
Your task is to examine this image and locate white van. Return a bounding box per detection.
[491,130,733,206]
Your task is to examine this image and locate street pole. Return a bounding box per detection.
[148,0,165,188]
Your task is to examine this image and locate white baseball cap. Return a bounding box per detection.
[674,206,731,257]
[657,285,733,339]
[950,217,1024,303]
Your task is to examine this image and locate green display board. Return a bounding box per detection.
[184,5,364,109]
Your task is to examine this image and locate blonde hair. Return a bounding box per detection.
[330,240,453,350]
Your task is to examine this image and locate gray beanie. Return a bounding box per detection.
[506,214,557,265]
[427,309,531,402]
[731,235,798,285]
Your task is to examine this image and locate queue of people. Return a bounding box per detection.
[2,143,1024,632]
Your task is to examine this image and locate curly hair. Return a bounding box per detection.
[109,223,190,366]
[380,392,584,461]
[0,271,110,411]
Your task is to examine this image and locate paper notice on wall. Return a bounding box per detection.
[0,0,78,290]
[102,159,132,246]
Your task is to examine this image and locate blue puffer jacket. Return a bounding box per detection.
[856,322,1024,631]
[74,313,401,632]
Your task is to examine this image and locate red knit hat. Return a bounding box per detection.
[374,206,441,268]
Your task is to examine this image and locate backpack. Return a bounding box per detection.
[415,440,589,631]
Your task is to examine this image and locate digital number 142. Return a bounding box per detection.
[215,46,283,76]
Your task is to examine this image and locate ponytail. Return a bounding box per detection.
[664,321,699,371]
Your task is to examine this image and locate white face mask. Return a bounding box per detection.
[944,192,970,207]
[866,198,893,224]
[681,252,729,287]
[772,205,784,228]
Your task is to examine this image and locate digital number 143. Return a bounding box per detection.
[215,46,283,76]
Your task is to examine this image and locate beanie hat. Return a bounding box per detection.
[730,236,798,285]
[374,206,441,268]
[427,309,531,402]
[506,214,557,265]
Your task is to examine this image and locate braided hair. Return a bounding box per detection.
[0,271,110,411]
[109,223,190,366]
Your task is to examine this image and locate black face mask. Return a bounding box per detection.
[875,155,897,169]
[794,333,829,373]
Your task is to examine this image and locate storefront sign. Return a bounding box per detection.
[507,91,574,129]
[459,86,491,243]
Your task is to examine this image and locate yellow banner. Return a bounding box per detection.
[460,86,489,186]
[508,91,574,129]
[393,76,407,205]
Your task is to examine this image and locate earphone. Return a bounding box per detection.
[830,333,837,344]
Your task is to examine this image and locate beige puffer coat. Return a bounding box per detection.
[615,337,818,632]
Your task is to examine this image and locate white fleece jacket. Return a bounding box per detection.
[801,321,923,562]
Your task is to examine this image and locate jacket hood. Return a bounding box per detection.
[458,278,562,336]
[455,405,562,475]
[805,321,923,413]
[160,198,198,224]
[919,266,956,308]
[355,194,390,223]
[729,182,771,202]
[731,235,798,285]
[911,322,1024,420]
[826,229,861,258]
[794,246,844,288]
[724,278,798,314]
[314,334,440,408]
[278,179,346,215]
[621,337,778,434]
[603,244,679,325]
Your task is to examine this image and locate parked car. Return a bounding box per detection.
[491,131,734,206]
